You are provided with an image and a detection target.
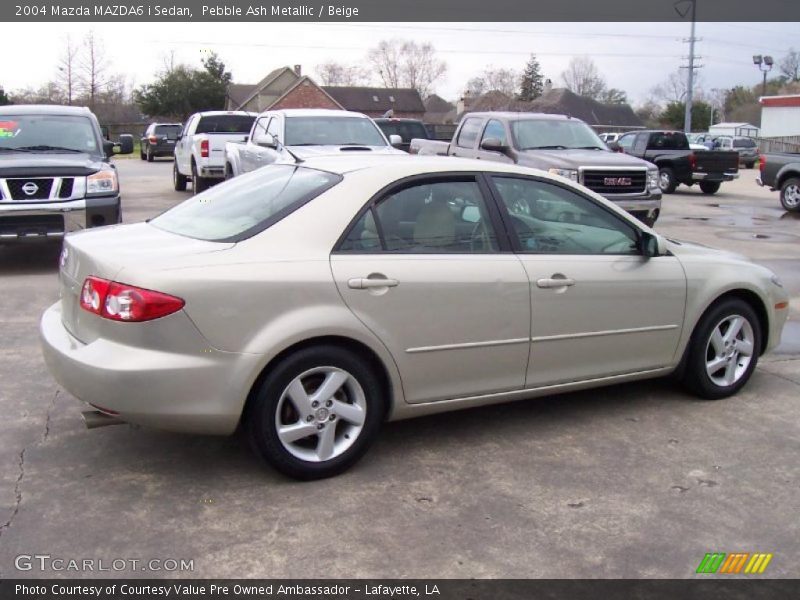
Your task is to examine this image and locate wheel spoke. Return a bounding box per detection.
[278,422,317,444]
[706,356,727,377]
[316,423,337,461]
[734,338,754,356]
[285,379,313,415]
[723,317,744,344]
[311,371,348,404]
[723,360,737,386]
[710,328,725,355]
[333,400,365,425]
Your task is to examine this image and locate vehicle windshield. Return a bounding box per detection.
[376,120,428,142]
[512,119,606,150]
[284,117,387,146]
[195,114,255,134]
[733,138,757,148]
[151,165,341,242]
[0,115,99,153]
[154,124,182,139]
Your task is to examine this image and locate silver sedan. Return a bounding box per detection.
[41,155,789,479]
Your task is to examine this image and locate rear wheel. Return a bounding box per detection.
[744,161,756,169]
[139,148,146,160]
[658,167,678,194]
[146,146,154,162]
[225,163,234,180]
[191,161,209,194]
[699,181,721,195]
[246,345,386,480]
[682,298,761,400]
[780,177,800,212]
[172,161,187,191]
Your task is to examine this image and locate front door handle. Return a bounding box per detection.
[348,277,399,290]
[536,276,575,289]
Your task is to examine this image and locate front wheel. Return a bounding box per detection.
[699,181,721,195]
[246,346,386,480]
[780,177,800,212]
[658,167,678,194]
[682,298,761,400]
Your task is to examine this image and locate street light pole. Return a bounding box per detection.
[683,0,697,134]
[753,55,774,97]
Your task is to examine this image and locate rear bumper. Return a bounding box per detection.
[691,172,739,182]
[39,302,260,435]
[0,195,120,243]
[199,166,225,179]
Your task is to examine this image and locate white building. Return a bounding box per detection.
[708,122,759,138]
[759,94,800,138]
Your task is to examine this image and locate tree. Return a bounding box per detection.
[367,39,447,97]
[635,100,662,129]
[466,66,518,98]
[560,56,606,99]
[599,88,628,105]
[649,70,704,106]
[779,48,800,82]
[661,100,712,131]
[465,76,487,97]
[518,54,544,101]
[57,35,79,105]
[134,52,232,119]
[0,87,11,106]
[315,61,368,86]
[78,31,109,110]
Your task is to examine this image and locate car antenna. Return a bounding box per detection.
[278,140,304,164]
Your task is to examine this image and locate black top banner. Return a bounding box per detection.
[3,0,800,22]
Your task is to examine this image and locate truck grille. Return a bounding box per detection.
[581,170,647,195]
[6,178,54,200]
[0,214,64,238]
[59,178,74,198]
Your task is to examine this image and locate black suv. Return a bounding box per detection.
[140,122,182,162]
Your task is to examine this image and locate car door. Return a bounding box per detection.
[488,174,686,387]
[616,133,636,155]
[330,175,531,404]
[475,119,514,164]
[176,116,195,174]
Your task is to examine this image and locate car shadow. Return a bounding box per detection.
[0,242,62,275]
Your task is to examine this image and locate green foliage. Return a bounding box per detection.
[134,52,232,120]
[599,88,628,105]
[661,100,712,131]
[0,89,11,105]
[518,54,544,101]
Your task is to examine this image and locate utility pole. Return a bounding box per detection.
[677,0,700,134]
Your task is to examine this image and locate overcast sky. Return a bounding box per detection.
[1,21,796,104]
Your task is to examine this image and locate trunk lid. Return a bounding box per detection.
[59,222,233,343]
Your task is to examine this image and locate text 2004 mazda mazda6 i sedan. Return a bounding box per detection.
[41,155,789,479]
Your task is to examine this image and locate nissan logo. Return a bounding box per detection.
[21,182,39,196]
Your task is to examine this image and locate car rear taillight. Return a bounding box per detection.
[200,139,209,158]
[759,155,766,172]
[148,135,158,144]
[80,276,184,322]
[689,153,697,170]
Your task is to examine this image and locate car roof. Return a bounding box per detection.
[261,108,371,118]
[373,117,424,123]
[0,104,94,117]
[197,111,257,117]
[463,111,583,122]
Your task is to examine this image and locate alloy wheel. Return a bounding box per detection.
[784,184,800,208]
[704,314,755,387]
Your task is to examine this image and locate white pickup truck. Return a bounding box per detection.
[173,111,257,193]
[224,108,404,179]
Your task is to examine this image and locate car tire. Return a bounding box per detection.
[658,167,678,194]
[682,298,761,400]
[699,181,721,195]
[745,162,755,169]
[225,163,234,180]
[780,177,800,212]
[146,147,154,162]
[139,148,146,160]
[173,161,187,191]
[246,345,387,480]
[191,162,208,194]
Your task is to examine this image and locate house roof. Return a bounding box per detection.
[269,76,344,110]
[424,94,455,113]
[233,67,300,110]
[709,122,759,128]
[322,86,425,113]
[527,88,642,127]
[227,84,257,109]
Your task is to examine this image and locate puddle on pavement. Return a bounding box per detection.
[780,211,800,220]
[716,230,800,243]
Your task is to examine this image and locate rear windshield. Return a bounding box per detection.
[376,120,428,142]
[649,132,689,150]
[155,124,181,138]
[733,138,757,148]
[284,117,387,146]
[151,165,341,242]
[195,114,254,134]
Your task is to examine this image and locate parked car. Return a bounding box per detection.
[598,132,621,143]
[614,130,739,195]
[756,151,800,212]
[140,122,182,162]
[373,117,430,152]
[173,111,256,193]
[224,109,403,179]
[0,104,133,243]
[712,136,759,169]
[40,154,788,480]
[411,112,662,226]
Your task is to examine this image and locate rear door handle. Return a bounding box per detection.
[348,277,399,289]
[536,277,575,289]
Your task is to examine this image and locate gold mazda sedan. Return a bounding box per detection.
[41,155,788,479]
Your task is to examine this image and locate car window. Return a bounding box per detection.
[195,114,255,134]
[456,118,483,149]
[491,176,639,255]
[649,132,689,150]
[251,117,271,144]
[633,134,648,154]
[480,119,508,147]
[152,165,341,242]
[733,138,756,148]
[0,114,100,154]
[617,134,635,150]
[266,117,280,139]
[154,125,181,139]
[376,120,428,142]
[284,117,386,146]
[339,179,499,253]
[510,119,605,150]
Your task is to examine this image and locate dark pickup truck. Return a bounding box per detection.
[374,117,430,153]
[756,152,800,212]
[613,130,739,195]
[0,105,133,243]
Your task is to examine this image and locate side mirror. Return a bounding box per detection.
[607,141,621,152]
[176,133,183,141]
[641,231,664,258]
[116,134,134,155]
[389,134,403,146]
[256,133,277,148]
[243,135,249,143]
[480,137,508,153]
